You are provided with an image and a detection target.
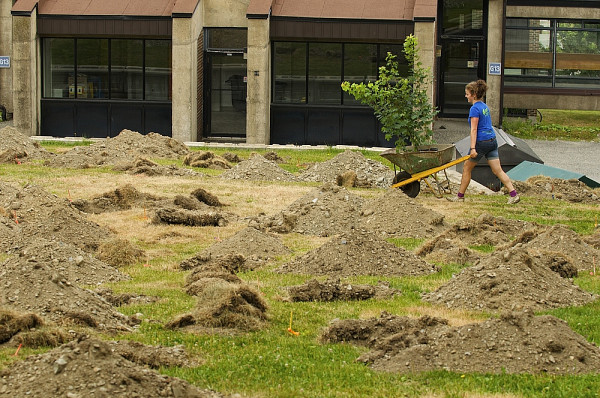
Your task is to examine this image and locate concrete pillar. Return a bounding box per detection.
[486,0,504,126]
[246,18,270,144]
[171,17,197,142]
[12,11,37,135]
[0,0,13,116]
[414,22,436,107]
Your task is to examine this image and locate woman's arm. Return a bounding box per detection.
[469,116,479,158]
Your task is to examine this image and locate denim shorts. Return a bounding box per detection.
[470,137,499,162]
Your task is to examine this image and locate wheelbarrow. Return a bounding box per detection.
[380,144,471,198]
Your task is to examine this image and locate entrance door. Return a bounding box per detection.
[439,39,484,117]
[204,52,247,138]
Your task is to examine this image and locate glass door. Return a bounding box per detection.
[204,52,247,137]
[439,39,484,116]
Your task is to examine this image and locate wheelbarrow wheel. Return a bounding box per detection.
[393,171,420,198]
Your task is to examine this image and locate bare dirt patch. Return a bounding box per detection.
[320,310,600,374]
[275,228,439,277]
[0,337,224,397]
[220,154,300,182]
[422,246,597,312]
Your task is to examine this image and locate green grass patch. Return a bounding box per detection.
[503,109,600,141]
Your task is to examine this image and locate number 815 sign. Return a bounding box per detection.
[488,62,501,76]
[0,56,10,68]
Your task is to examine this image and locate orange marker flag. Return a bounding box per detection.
[287,310,299,336]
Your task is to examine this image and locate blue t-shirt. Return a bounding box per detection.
[468,101,495,141]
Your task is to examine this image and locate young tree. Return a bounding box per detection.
[341,35,438,150]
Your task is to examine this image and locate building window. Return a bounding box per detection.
[272,42,404,105]
[505,18,600,89]
[42,38,172,100]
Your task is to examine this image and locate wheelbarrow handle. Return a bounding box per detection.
[391,155,471,189]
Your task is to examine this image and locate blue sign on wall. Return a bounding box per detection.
[488,62,501,75]
[0,56,10,68]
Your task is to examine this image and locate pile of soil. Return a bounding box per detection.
[584,230,600,249]
[275,228,439,277]
[249,183,364,236]
[0,182,113,253]
[0,126,54,163]
[0,253,134,333]
[299,150,394,188]
[0,337,224,397]
[422,246,597,311]
[5,238,130,286]
[320,310,600,374]
[44,130,189,169]
[113,157,202,177]
[152,207,229,227]
[179,227,291,271]
[95,288,159,307]
[510,176,600,203]
[184,150,231,170]
[420,212,542,249]
[503,224,600,271]
[220,154,299,182]
[286,278,401,302]
[416,237,482,265]
[359,188,446,239]
[95,238,146,268]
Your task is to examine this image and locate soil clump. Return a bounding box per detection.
[422,246,597,312]
[416,237,482,265]
[184,150,231,169]
[220,154,299,182]
[44,129,189,169]
[359,188,446,239]
[72,183,169,214]
[180,227,291,271]
[0,126,54,163]
[275,229,439,277]
[510,176,600,203]
[113,156,202,176]
[0,337,224,397]
[286,278,401,302]
[299,150,394,188]
[249,183,364,236]
[320,310,600,374]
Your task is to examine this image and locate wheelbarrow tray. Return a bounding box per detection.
[380,144,455,174]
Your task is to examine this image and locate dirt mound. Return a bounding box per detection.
[275,229,439,277]
[422,246,597,311]
[113,157,202,176]
[320,310,600,374]
[0,253,134,333]
[44,129,189,168]
[184,150,231,169]
[0,182,113,253]
[286,278,401,302]
[152,207,229,227]
[72,183,169,214]
[107,339,200,369]
[299,150,394,188]
[5,238,130,286]
[510,176,600,203]
[503,224,600,271]
[180,227,291,271]
[422,212,542,248]
[167,279,268,332]
[584,230,600,249]
[249,183,364,236]
[95,287,159,307]
[359,188,446,238]
[95,238,146,268]
[0,126,54,163]
[0,337,224,397]
[416,238,482,265]
[220,154,299,182]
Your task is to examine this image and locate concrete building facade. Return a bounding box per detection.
[1,0,599,145]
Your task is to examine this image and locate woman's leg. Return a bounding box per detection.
[487,158,515,192]
[459,160,477,194]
